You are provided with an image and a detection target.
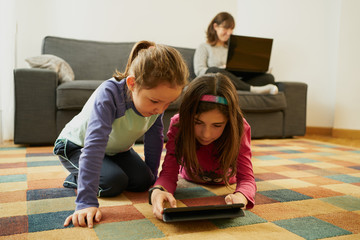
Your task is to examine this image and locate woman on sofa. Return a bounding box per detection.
[53,40,189,228]
[194,12,278,95]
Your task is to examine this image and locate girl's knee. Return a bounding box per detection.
[127,170,155,192]
[264,73,275,83]
[98,174,128,197]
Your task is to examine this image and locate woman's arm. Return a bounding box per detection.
[193,43,210,76]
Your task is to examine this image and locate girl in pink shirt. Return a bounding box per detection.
[149,73,256,220]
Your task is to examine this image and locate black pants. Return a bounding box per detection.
[54,139,155,197]
[206,67,275,91]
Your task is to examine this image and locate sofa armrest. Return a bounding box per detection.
[277,81,308,137]
[14,68,58,144]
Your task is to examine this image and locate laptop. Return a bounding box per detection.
[226,35,273,73]
[162,203,245,222]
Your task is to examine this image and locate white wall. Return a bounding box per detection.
[236,0,341,128]
[1,0,359,141]
[333,0,360,130]
[15,0,237,68]
[0,0,16,142]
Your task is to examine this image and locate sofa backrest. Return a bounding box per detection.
[42,36,196,81]
[170,46,196,81]
[42,36,134,80]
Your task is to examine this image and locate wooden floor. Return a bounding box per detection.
[296,134,360,149]
[1,134,360,149]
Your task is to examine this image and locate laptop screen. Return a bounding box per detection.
[226,35,273,73]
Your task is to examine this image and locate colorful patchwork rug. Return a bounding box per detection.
[1,139,360,240]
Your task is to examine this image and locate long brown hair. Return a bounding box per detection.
[175,73,244,186]
[206,12,235,46]
[113,40,189,90]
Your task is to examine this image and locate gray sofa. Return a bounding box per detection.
[14,36,307,145]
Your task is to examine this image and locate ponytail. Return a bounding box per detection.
[113,40,156,80]
[113,40,189,91]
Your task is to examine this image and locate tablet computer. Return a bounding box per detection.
[163,203,245,222]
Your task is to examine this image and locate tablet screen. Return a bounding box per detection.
[163,203,245,222]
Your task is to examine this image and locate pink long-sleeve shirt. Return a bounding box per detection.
[155,114,256,209]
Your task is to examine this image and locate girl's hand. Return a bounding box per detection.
[151,189,177,220]
[224,192,248,208]
[64,207,102,228]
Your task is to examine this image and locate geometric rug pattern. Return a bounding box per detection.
[1,139,360,240]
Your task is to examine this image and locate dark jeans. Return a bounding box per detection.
[53,139,155,197]
[206,67,275,91]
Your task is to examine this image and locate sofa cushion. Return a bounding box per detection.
[237,91,287,112]
[57,80,104,110]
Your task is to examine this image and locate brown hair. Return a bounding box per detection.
[175,73,244,186]
[113,40,189,90]
[206,12,235,46]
